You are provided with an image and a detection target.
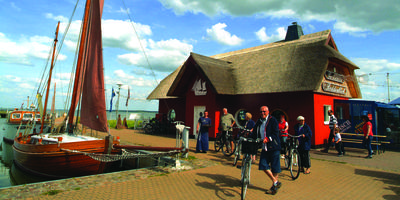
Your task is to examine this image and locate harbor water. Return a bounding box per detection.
[0,111,159,188]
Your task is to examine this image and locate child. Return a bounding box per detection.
[334,127,345,156]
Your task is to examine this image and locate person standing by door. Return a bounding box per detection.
[322,110,337,153]
[196,110,212,153]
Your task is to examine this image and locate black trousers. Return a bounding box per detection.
[325,128,335,152]
[335,141,345,155]
[298,149,311,168]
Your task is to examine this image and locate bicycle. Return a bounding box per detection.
[214,125,236,156]
[233,127,252,166]
[143,117,163,135]
[284,134,302,180]
[239,137,261,200]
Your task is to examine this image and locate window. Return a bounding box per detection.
[271,109,288,122]
[324,105,331,125]
[12,113,21,119]
[334,102,350,120]
[167,109,176,122]
[234,109,249,127]
[23,113,33,120]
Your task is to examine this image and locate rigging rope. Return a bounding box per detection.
[120,0,159,87]
[61,148,182,162]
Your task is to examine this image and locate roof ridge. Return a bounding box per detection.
[212,29,331,60]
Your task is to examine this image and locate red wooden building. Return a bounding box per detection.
[148,23,361,148]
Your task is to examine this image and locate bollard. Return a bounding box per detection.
[182,126,190,158]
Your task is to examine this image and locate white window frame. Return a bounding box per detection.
[323,105,331,125]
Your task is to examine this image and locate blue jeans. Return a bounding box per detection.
[259,150,281,173]
[363,136,373,156]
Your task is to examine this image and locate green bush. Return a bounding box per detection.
[108,120,143,129]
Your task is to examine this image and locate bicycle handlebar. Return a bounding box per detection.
[234,127,251,131]
[287,134,302,138]
[239,137,262,143]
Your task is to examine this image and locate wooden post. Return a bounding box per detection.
[105,135,114,154]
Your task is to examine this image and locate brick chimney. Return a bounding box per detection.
[285,22,304,41]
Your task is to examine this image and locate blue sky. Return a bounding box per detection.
[0,0,399,112]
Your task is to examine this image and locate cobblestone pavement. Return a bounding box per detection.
[1,130,399,199]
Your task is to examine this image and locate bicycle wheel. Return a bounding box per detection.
[233,142,241,166]
[144,124,153,134]
[222,138,236,156]
[241,159,250,200]
[289,149,301,180]
[214,136,222,152]
[284,149,290,169]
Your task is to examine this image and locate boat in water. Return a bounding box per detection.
[13,0,185,179]
[2,108,50,145]
[13,0,121,178]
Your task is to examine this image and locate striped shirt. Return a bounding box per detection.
[329,115,337,129]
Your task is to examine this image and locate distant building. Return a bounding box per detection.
[148,23,361,148]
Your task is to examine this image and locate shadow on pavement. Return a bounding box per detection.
[355,168,400,199]
[194,172,266,199]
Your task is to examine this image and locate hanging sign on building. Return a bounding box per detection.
[322,82,346,95]
[325,70,344,83]
[192,79,207,96]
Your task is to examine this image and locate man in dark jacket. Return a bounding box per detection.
[252,106,281,195]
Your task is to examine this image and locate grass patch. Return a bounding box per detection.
[108,120,143,129]
[73,187,81,190]
[43,190,63,195]
[182,155,197,161]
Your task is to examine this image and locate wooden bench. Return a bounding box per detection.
[340,133,390,154]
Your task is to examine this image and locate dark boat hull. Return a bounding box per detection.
[13,136,120,178]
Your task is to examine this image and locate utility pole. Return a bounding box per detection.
[387,73,390,103]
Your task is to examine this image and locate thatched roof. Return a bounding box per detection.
[147,29,360,100]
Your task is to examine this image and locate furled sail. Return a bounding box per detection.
[68,0,108,133]
[80,0,108,132]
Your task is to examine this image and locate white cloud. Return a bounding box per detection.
[18,82,35,90]
[353,58,400,75]
[205,23,243,46]
[116,7,130,14]
[353,58,400,101]
[159,0,400,34]
[112,69,154,87]
[5,75,22,83]
[0,32,67,66]
[45,13,69,22]
[255,27,286,43]
[334,22,367,37]
[59,19,152,52]
[117,39,193,72]
[10,2,21,11]
[102,19,151,51]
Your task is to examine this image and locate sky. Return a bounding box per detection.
[0,0,400,112]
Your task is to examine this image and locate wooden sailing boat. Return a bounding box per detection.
[13,0,121,178]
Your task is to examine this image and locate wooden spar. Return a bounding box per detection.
[50,82,56,131]
[113,144,185,152]
[67,0,92,133]
[40,21,60,134]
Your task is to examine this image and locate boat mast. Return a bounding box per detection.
[40,21,60,134]
[67,0,92,133]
